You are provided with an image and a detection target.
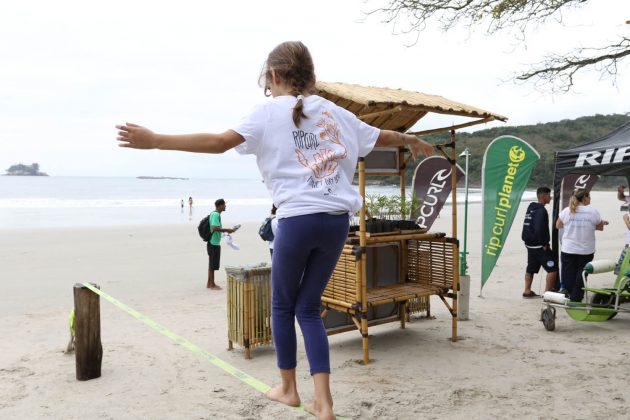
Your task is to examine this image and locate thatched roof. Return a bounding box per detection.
[315,81,507,134]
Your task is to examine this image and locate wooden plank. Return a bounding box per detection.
[73,283,103,381]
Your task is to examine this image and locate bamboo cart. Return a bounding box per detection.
[315,82,507,364]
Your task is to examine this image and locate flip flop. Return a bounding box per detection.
[522,291,540,298]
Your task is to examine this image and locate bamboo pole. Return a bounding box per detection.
[450,129,459,343]
[365,232,445,242]
[240,283,244,347]
[399,302,406,329]
[243,280,252,359]
[73,283,102,381]
[325,315,403,336]
[227,275,233,350]
[400,148,406,220]
[408,116,497,136]
[254,278,259,345]
[321,297,356,309]
[356,227,363,307]
[244,281,251,359]
[358,158,370,365]
[401,239,408,284]
[322,303,357,315]
[265,275,271,340]
[358,105,403,121]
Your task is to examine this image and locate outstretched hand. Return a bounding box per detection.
[116,123,158,149]
[408,137,434,160]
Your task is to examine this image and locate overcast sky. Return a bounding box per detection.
[1,0,628,178]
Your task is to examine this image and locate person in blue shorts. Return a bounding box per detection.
[521,186,558,297]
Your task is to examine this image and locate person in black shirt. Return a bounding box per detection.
[521,186,558,298]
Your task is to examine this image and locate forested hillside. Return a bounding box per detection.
[399,113,630,188]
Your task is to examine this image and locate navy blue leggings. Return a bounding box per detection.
[271,213,349,375]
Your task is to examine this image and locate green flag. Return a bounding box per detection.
[481,136,540,290]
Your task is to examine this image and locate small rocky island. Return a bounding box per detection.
[4,163,48,176]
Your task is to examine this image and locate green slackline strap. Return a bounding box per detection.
[81,283,348,419]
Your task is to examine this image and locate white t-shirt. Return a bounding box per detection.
[559,205,602,255]
[233,95,380,219]
[269,216,278,250]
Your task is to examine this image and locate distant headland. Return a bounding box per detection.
[136,176,189,180]
[4,163,48,176]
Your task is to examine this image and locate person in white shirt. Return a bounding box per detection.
[116,41,433,420]
[556,189,608,302]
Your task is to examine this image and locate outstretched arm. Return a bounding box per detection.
[376,130,434,159]
[116,123,244,154]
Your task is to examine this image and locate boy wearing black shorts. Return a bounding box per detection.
[522,187,558,298]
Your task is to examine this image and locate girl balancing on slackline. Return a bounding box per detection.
[116,41,433,420]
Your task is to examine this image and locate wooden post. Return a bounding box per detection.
[227,275,233,351]
[73,283,102,381]
[400,147,406,220]
[399,302,406,329]
[244,281,251,359]
[358,158,370,365]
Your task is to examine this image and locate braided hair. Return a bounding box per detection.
[259,41,315,128]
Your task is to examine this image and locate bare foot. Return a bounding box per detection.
[304,401,335,420]
[265,385,301,407]
[207,285,222,290]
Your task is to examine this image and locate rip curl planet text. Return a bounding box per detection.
[481,136,540,290]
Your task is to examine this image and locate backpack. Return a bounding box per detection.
[259,216,275,241]
[198,215,212,242]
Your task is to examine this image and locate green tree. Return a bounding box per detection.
[398,113,630,187]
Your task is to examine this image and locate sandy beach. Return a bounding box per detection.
[1,190,629,419]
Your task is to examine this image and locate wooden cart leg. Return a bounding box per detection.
[361,317,369,365]
[228,340,233,351]
[451,311,458,343]
[400,302,406,329]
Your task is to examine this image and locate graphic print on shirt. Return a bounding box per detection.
[294,111,348,195]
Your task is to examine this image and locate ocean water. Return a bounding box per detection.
[0,176,532,229]
[0,176,272,229]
